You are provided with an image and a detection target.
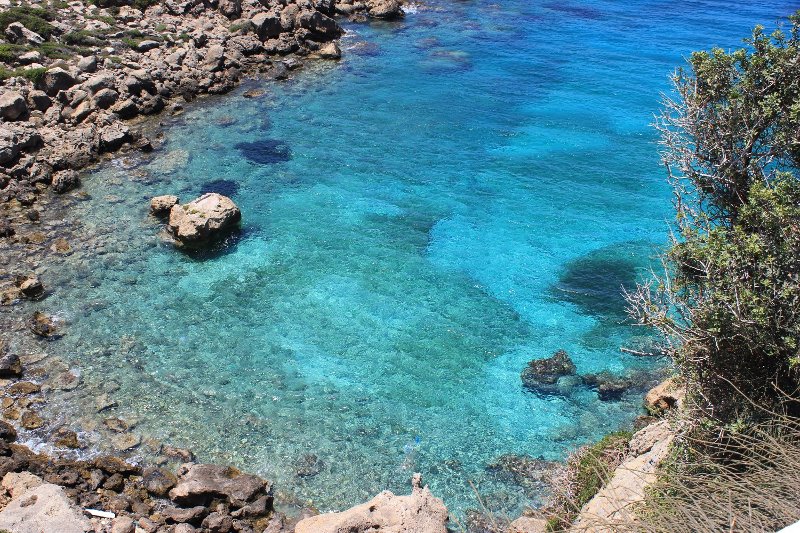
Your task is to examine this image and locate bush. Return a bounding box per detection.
[62,29,107,46]
[628,13,800,424]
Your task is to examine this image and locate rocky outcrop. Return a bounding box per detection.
[644,377,685,414]
[150,195,180,217]
[0,473,92,533]
[294,474,448,533]
[521,350,578,395]
[167,193,241,247]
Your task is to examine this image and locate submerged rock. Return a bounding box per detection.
[520,350,577,395]
[28,312,59,338]
[15,275,44,299]
[294,473,448,533]
[167,193,241,248]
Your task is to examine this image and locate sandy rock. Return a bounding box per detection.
[111,516,135,533]
[168,463,268,507]
[294,474,448,533]
[151,195,180,217]
[645,377,685,413]
[16,274,44,299]
[317,41,341,59]
[167,193,241,248]
[2,472,42,498]
[0,479,91,533]
[508,516,547,533]
[0,91,27,121]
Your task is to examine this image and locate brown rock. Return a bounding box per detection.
[143,466,177,497]
[7,382,40,396]
[645,377,685,414]
[51,238,72,254]
[168,463,268,507]
[167,193,241,248]
[202,512,233,532]
[162,504,207,524]
[150,195,180,217]
[53,428,81,449]
[21,411,43,430]
[16,275,44,299]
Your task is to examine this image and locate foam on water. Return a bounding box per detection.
[28,0,796,517]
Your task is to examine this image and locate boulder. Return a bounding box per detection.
[29,311,59,338]
[508,516,547,533]
[520,350,577,395]
[5,22,44,45]
[136,40,160,52]
[51,169,80,193]
[367,0,403,19]
[150,195,180,217]
[15,274,43,299]
[167,193,241,248]
[0,352,22,378]
[0,476,91,533]
[219,0,242,19]
[93,88,119,109]
[317,41,341,59]
[296,10,341,41]
[168,463,269,507]
[77,55,98,73]
[295,474,448,533]
[40,68,77,96]
[0,92,27,121]
[143,466,177,497]
[99,123,131,153]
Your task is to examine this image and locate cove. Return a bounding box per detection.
[31,0,796,519]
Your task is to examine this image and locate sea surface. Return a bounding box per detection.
[26,0,796,519]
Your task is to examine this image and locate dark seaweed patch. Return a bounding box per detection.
[550,242,653,320]
[236,139,291,165]
[201,179,240,197]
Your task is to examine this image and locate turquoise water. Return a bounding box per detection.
[31,0,795,518]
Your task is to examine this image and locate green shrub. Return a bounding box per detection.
[63,29,107,46]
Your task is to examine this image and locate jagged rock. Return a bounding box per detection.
[0,124,42,166]
[296,10,341,41]
[202,512,233,532]
[51,169,80,193]
[8,381,40,395]
[252,12,282,41]
[0,475,91,533]
[167,193,241,248]
[112,98,139,119]
[20,410,43,429]
[0,352,22,378]
[41,68,77,96]
[203,44,226,72]
[368,0,403,19]
[0,421,17,442]
[583,371,632,402]
[0,219,14,238]
[295,474,448,533]
[219,0,242,19]
[5,22,44,45]
[53,428,81,449]
[28,90,50,111]
[521,350,577,395]
[111,516,135,533]
[168,463,269,507]
[0,92,27,121]
[150,195,180,217]
[99,123,131,153]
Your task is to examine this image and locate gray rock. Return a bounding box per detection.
[203,44,225,72]
[137,39,160,52]
[317,41,341,59]
[5,22,44,45]
[18,50,42,65]
[202,512,233,533]
[99,123,131,153]
[219,0,242,19]
[41,68,77,96]
[368,0,403,19]
[28,90,51,111]
[297,10,341,40]
[77,55,98,73]
[84,74,116,93]
[111,98,138,119]
[93,87,119,109]
[0,91,27,121]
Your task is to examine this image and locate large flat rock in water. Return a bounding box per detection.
[0,473,91,533]
[294,474,448,533]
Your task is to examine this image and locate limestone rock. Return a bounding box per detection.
[150,195,180,217]
[252,12,282,41]
[294,474,448,533]
[16,274,44,299]
[0,91,27,121]
[0,476,91,533]
[168,463,269,507]
[508,516,547,533]
[317,41,341,59]
[167,193,241,248]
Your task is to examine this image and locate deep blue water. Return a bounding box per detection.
[33,0,795,518]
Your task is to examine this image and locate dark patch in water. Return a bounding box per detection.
[201,179,240,197]
[543,2,602,20]
[550,242,653,320]
[350,41,381,56]
[236,139,292,165]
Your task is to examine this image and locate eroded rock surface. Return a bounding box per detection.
[167,193,241,247]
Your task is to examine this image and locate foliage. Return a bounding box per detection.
[62,29,107,46]
[542,431,632,531]
[0,6,58,40]
[0,66,47,83]
[628,13,800,423]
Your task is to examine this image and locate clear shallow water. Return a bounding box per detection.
[30,0,795,517]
